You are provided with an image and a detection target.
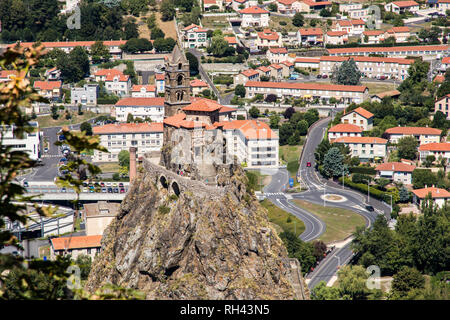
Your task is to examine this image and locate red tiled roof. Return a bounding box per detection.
[219,105,237,113]
[385,126,442,135]
[351,107,374,119]
[204,0,217,5]
[386,26,410,33]
[8,40,126,49]
[239,6,269,14]
[0,70,19,79]
[258,30,280,41]
[418,143,450,152]
[257,66,271,72]
[224,36,238,44]
[105,73,129,82]
[363,30,384,36]
[132,85,156,92]
[241,69,260,78]
[412,187,450,199]
[281,61,294,67]
[182,98,222,112]
[183,24,200,31]
[328,45,449,55]
[155,73,165,81]
[268,47,288,54]
[376,162,416,172]
[434,75,445,83]
[329,123,363,133]
[319,55,414,65]
[298,28,323,36]
[270,64,283,70]
[33,80,61,90]
[222,120,278,140]
[245,81,368,92]
[327,31,348,36]
[277,0,298,4]
[95,69,123,77]
[334,136,387,144]
[51,235,102,251]
[391,1,419,8]
[294,57,320,63]
[190,79,209,87]
[115,97,165,106]
[442,57,450,64]
[93,122,163,134]
[302,0,332,7]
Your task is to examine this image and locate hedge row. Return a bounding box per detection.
[349,166,376,175]
[339,177,391,203]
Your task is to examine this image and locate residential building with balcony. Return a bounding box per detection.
[131,85,157,98]
[71,84,99,106]
[435,94,450,119]
[182,24,209,49]
[334,136,388,161]
[412,187,450,209]
[384,127,442,145]
[234,69,260,86]
[418,142,450,163]
[325,31,349,45]
[266,47,288,63]
[33,81,62,101]
[385,1,419,14]
[375,162,416,185]
[112,97,165,122]
[341,107,374,131]
[327,45,450,60]
[328,123,363,142]
[239,6,269,28]
[297,28,324,45]
[256,30,283,49]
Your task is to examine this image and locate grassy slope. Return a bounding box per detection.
[37,111,107,128]
[261,199,305,238]
[279,145,302,177]
[293,199,366,244]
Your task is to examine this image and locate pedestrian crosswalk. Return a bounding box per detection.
[264,192,284,196]
[41,155,61,158]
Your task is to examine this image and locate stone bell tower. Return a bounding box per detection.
[164,45,191,118]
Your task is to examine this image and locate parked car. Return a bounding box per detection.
[316,74,322,79]
[43,147,48,153]
[101,187,107,193]
[100,182,105,187]
[112,182,118,187]
[61,187,66,193]
[113,188,119,193]
[322,74,328,79]
[118,183,124,188]
[107,187,113,193]
[89,188,95,193]
[106,182,112,187]
[120,188,125,193]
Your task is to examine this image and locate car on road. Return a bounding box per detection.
[107,187,113,193]
[23,181,29,187]
[89,188,95,193]
[365,205,374,212]
[306,162,311,167]
[59,157,67,164]
[44,147,48,153]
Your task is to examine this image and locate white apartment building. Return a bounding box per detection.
[328,123,363,142]
[294,57,320,69]
[375,162,416,185]
[71,84,99,105]
[325,31,348,45]
[0,121,40,160]
[256,30,283,49]
[334,136,388,161]
[384,26,411,43]
[319,56,414,81]
[244,81,369,104]
[276,0,303,14]
[418,143,450,163]
[223,120,279,168]
[131,85,156,98]
[266,47,288,63]
[297,28,324,45]
[239,6,270,28]
[384,127,442,145]
[182,24,209,49]
[435,0,450,13]
[327,45,450,61]
[341,107,374,131]
[435,94,450,119]
[339,2,363,12]
[112,97,165,122]
[361,30,385,44]
[104,74,131,97]
[92,122,163,162]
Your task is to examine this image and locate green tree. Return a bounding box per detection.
[153,37,176,53]
[311,281,341,300]
[304,108,319,126]
[297,119,309,135]
[423,155,436,168]
[185,51,199,76]
[397,136,418,160]
[268,3,277,11]
[336,265,378,300]
[80,122,92,136]
[390,266,425,299]
[51,104,59,120]
[323,147,348,178]
[235,84,246,98]
[208,35,229,57]
[75,254,92,281]
[319,8,331,17]
[315,138,331,165]
[90,41,111,64]
[118,150,130,169]
[279,231,317,275]
[160,0,175,21]
[269,113,280,129]
[399,186,410,203]
[124,21,139,39]
[249,106,260,118]
[150,27,165,40]
[279,122,295,146]
[412,169,437,189]
[331,58,362,85]
[127,113,134,123]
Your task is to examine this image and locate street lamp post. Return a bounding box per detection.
[367,179,370,203]
[323,185,326,207]
[389,194,393,215]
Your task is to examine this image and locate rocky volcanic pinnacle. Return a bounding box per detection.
[85,160,308,299]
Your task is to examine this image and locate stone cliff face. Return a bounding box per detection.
[85,160,308,299]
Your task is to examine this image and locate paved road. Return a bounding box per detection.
[263,116,391,290]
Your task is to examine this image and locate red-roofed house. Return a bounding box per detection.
[244,81,369,104]
[384,26,411,43]
[0,70,19,82]
[276,0,303,14]
[418,143,450,163]
[234,69,260,85]
[50,235,102,260]
[257,65,272,78]
[224,36,238,48]
[44,67,61,81]
[384,127,442,145]
[155,73,165,93]
[297,0,332,13]
[231,0,251,11]
[434,0,450,14]
[280,61,294,77]
[361,30,385,44]
[239,6,269,27]
[297,28,324,45]
[105,73,131,97]
[182,24,209,49]
[266,47,288,63]
[328,123,363,142]
[113,97,165,122]
[269,64,284,79]
[385,1,419,14]
[333,19,365,35]
[33,81,62,101]
[190,79,209,96]
[131,85,157,98]
[256,30,283,48]
[294,57,320,69]
[442,57,450,70]
[325,31,348,45]
[435,94,450,119]
[341,107,374,130]
[93,122,163,162]
[334,136,388,160]
[203,0,223,11]
[412,187,450,209]
[376,162,416,184]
